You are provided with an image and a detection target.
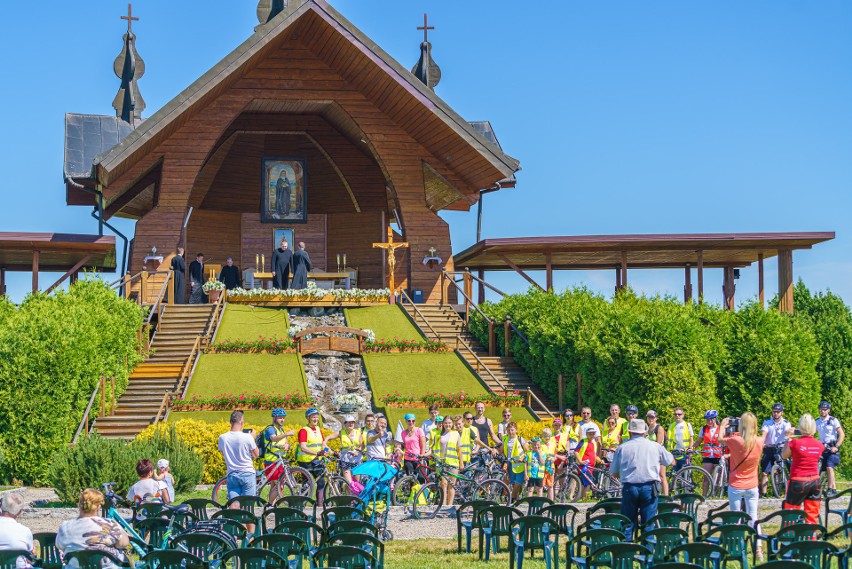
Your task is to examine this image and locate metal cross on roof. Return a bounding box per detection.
[417,13,435,43]
[121,3,139,33]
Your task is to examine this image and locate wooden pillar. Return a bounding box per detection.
[758,253,765,310]
[0,267,5,296]
[488,319,496,357]
[545,252,553,292]
[621,251,628,289]
[463,268,473,315]
[723,266,736,311]
[477,269,485,305]
[615,264,622,292]
[684,264,692,304]
[778,249,794,314]
[70,271,79,285]
[697,250,704,304]
[167,269,175,305]
[32,250,39,292]
[503,316,511,356]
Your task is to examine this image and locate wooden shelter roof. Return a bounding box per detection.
[453,232,836,271]
[92,0,520,196]
[0,233,116,272]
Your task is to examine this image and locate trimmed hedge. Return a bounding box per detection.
[0,279,145,484]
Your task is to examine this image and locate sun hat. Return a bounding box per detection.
[157,459,169,469]
[627,419,647,434]
[343,415,356,423]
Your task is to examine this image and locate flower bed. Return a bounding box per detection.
[227,284,391,303]
[363,338,450,353]
[205,336,295,354]
[170,391,315,411]
[380,390,525,408]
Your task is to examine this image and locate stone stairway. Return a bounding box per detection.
[402,304,558,418]
[93,304,215,439]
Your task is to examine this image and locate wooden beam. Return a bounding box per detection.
[621,251,628,289]
[697,250,704,304]
[545,252,553,292]
[32,250,39,292]
[684,264,692,304]
[0,267,5,296]
[615,264,621,292]
[496,253,545,291]
[44,255,94,295]
[723,266,736,311]
[477,269,485,304]
[778,249,794,314]
[758,253,765,309]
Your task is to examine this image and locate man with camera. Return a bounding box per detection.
[760,403,791,495]
[816,400,844,497]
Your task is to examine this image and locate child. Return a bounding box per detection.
[153,459,174,504]
[502,422,527,501]
[575,424,602,500]
[525,437,546,497]
[541,428,557,500]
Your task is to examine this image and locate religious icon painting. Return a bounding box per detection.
[273,228,294,252]
[261,158,307,223]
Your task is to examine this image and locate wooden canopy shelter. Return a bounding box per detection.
[0,232,117,295]
[63,0,519,303]
[453,232,835,313]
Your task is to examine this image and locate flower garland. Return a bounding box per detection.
[363,338,449,353]
[171,391,315,411]
[205,336,295,354]
[380,390,525,408]
[228,284,391,301]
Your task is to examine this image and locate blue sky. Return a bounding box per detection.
[1,1,849,305]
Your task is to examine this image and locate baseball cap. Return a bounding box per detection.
[820,400,831,410]
[157,459,170,469]
[646,410,657,418]
[585,424,599,435]
[772,403,784,412]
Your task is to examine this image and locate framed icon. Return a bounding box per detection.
[261,158,307,223]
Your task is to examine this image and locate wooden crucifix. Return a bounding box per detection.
[373,226,409,297]
[121,3,139,32]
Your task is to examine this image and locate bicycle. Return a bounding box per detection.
[211,451,314,503]
[389,455,437,506]
[768,452,791,498]
[668,449,713,497]
[101,482,187,557]
[309,453,351,498]
[553,455,621,502]
[708,454,729,498]
[412,459,510,519]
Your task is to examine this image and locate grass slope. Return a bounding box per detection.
[383,406,535,428]
[188,354,306,397]
[363,353,488,399]
[344,305,423,341]
[215,304,289,342]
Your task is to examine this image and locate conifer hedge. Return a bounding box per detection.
[0,279,145,484]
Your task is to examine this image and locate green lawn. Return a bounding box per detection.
[187,354,306,397]
[344,305,423,341]
[382,539,551,569]
[215,304,289,342]
[363,353,488,400]
[383,406,535,428]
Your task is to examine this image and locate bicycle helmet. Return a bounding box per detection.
[305,407,319,417]
[626,405,639,414]
[704,410,718,419]
[771,403,784,412]
[820,400,831,410]
[271,407,287,417]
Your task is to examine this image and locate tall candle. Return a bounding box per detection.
[256,254,259,268]
[343,254,347,267]
[261,254,265,270]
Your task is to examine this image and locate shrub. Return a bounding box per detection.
[129,426,204,493]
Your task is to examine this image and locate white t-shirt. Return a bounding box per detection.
[126,478,162,503]
[761,418,792,447]
[0,517,33,569]
[671,422,694,451]
[578,421,598,439]
[218,431,258,473]
[816,416,842,445]
[421,418,439,438]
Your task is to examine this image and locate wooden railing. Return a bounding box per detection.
[203,289,227,343]
[146,271,173,327]
[399,289,445,341]
[72,374,116,444]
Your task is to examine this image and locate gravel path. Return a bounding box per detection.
[3,487,845,539]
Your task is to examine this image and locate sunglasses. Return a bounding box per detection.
[464,417,473,421]
[674,413,684,416]
[564,413,574,417]
[406,419,416,423]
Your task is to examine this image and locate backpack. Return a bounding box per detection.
[256,428,268,457]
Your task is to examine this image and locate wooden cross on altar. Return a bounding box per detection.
[417,13,435,43]
[373,226,409,294]
[121,3,139,33]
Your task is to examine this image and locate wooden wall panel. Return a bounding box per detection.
[186,210,243,270]
[241,213,327,273]
[326,211,386,290]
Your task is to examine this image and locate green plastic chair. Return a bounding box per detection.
[312,545,375,569]
[170,533,235,564]
[320,506,364,529]
[658,502,682,514]
[700,525,756,569]
[63,550,131,569]
[827,524,852,569]
[135,518,184,549]
[0,551,36,569]
[667,542,730,569]
[476,505,523,560]
[455,500,497,554]
[181,498,221,520]
[220,547,288,569]
[322,495,365,510]
[327,520,379,538]
[774,541,837,569]
[249,533,308,568]
[321,531,385,569]
[822,487,852,527]
[641,527,689,565]
[274,496,317,523]
[653,563,705,569]
[262,507,308,533]
[140,550,207,569]
[698,511,752,535]
[541,503,580,541]
[272,520,325,553]
[513,496,554,516]
[577,513,631,536]
[643,512,696,539]
[752,562,816,569]
[510,516,556,569]
[674,493,705,520]
[566,528,625,569]
[585,499,623,520]
[213,509,260,542]
[32,532,62,569]
[583,542,652,569]
[762,522,826,563]
[226,496,268,514]
[133,501,166,523]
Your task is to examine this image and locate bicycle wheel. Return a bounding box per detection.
[211,476,228,504]
[671,466,713,497]
[326,475,350,497]
[710,465,727,498]
[554,472,583,503]
[473,478,511,505]
[598,471,622,499]
[412,482,444,520]
[770,464,788,498]
[279,466,315,498]
[391,475,419,506]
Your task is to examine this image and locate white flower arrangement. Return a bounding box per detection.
[228,287,391,301]
[288,323,308,337]
[363,329,376,342]
[333,393,370,411]
[202,280,225,292]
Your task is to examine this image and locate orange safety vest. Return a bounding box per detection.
[700,425,724,459]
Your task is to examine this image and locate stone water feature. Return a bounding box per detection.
[290,308,373,430]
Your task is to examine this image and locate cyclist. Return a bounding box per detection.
[338,415,365,486]
[434,415,464,513]
[502,421,528,501]
[366,415,395,461]
[296,408,332,503]
[577,407,597,441]
[815,400,844,497]
[524,437,546,498]
[456,413,480,466]
[760,402,791,495]
[497,408,513,440]
[471,401,500,448]
[782,414,823,523]
[399,413,429,478]
[606,404,627,441]
[421,404,441,440]
[666,407,694,472]
[698,410,724,495]
[557,409,581,452]
[541,427,557,501]
[622,405,640,439]
[263,407,294,506]
[646,410,668,494]
[575,423,603,500]
[601,416,621,457]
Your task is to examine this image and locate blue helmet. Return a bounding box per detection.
[305,408,319,418]
[704,410,718,419]
[271,408,287,418]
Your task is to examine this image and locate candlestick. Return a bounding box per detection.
[261,254,265,272]
[343,254,347,268]
[256,254,259,268]
[336,254,341,272]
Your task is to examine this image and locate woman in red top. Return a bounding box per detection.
[781,413,824,524]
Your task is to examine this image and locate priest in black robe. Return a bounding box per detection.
[169,247,187,304]
[218,257,242,290]
[291,242,312,289]
[272,239,293,289]
[188,252,207,304]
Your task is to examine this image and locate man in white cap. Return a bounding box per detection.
[610,418,675,540]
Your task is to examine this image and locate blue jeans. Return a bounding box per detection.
[227,470,257,499]
[621,482,657,540]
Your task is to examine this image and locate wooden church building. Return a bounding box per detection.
[63,0,519,303]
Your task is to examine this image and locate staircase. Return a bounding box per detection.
[93,304,215,439]
[402,303,557,418]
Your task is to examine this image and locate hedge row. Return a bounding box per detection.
[0,279,145,484]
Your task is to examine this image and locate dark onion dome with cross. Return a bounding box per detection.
[411,14,441,89]
[113,3,146,125]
